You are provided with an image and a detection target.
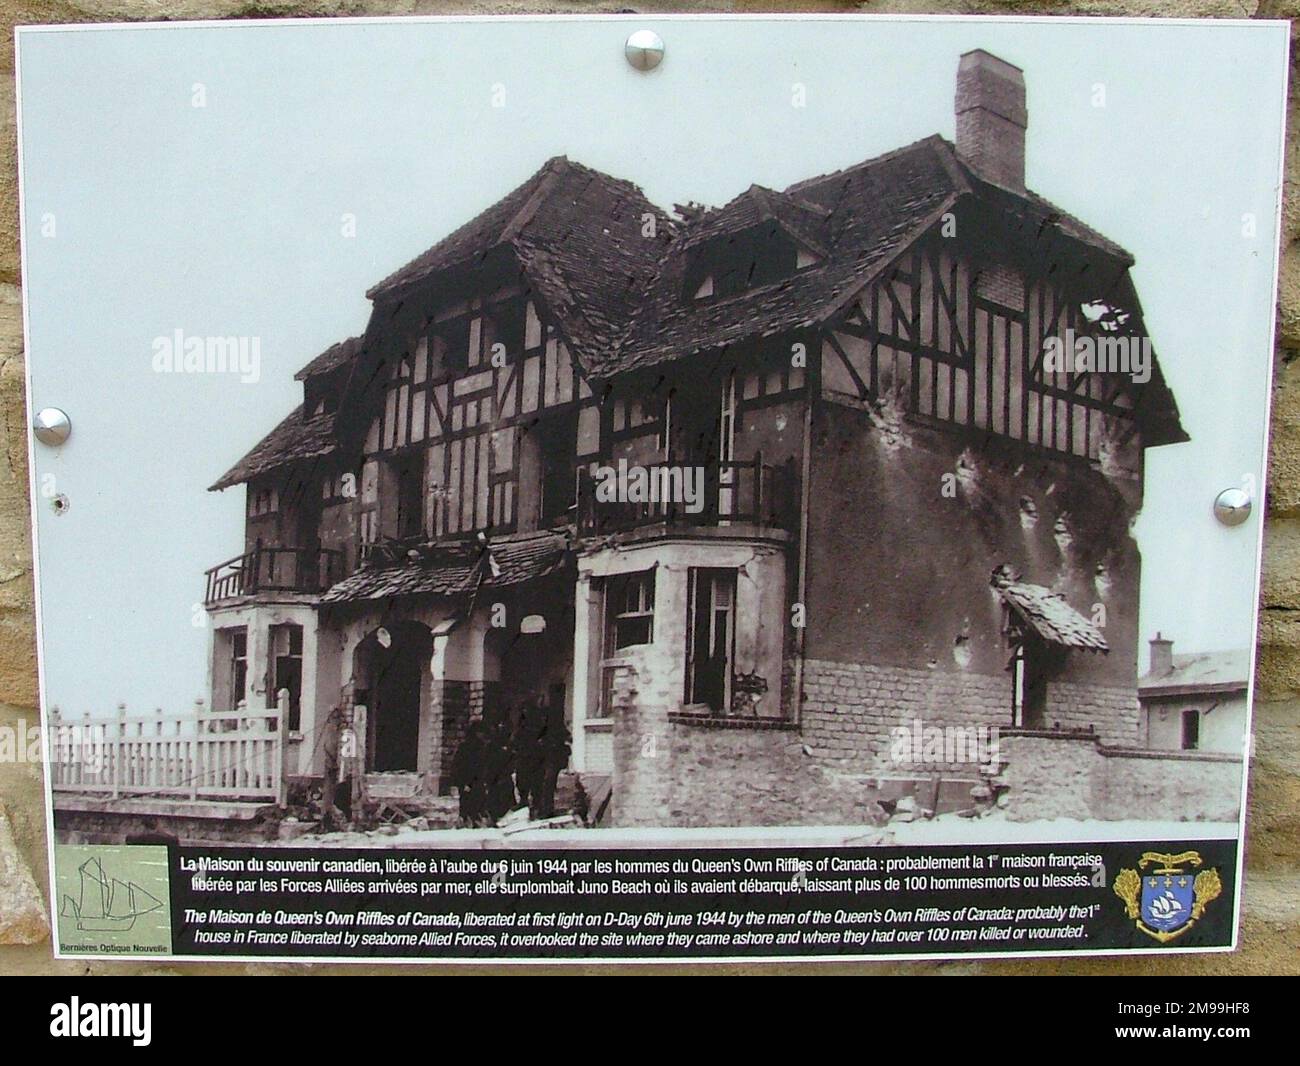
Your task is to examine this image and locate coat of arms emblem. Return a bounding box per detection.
[1113,851,1222,943]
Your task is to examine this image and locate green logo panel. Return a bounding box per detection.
[54,845,172,957]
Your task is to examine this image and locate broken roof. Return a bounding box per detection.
[610,136,961,376]
[320,529,572,605]
[608,136,1142,378]
[366,156,674,368]
[681,183,831,256]
[209,406,337,492]
[994,579,1110,652]
[215,135,1184,490]
[295,335,364,381]
[1139,649,1249,697]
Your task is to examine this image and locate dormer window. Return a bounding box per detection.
[796,247,820,270]
[304,380,340,418]
[686,222,818,302]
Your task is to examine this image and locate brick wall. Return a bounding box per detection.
[1044,680,1141,748]
[434,681,471,795]
[609,662,889,828]
[800,659,1138,761]
[801,659,1007,763]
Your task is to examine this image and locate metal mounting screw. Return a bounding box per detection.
[33,407,71,446]
[1213,487,1252,526]
[625,30,665,72]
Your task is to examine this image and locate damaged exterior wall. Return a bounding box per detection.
[805,404,1144,757]
[607,662,888,829]
[574,536,791,775]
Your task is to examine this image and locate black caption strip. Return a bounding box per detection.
[167,839,1237,960]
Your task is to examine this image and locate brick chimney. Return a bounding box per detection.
[955,50,1027,193]
[1149,632,1174,676]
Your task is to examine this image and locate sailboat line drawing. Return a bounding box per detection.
[60,856,164,932]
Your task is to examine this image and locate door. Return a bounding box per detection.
[361,624,431,772]
[669,375,736,522]
[686,568,736,713]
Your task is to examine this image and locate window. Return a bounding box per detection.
[391,453,425,539]
[321,470,355,504]
[269,624,304,732]
[229,628,248,710]
[1009,639,1049,728]
[431,317,471,376]
[1181,709,1200,751]
[688,226,799,302]
[248,485,279,517]
[605,570,655,653]
[596,571,656,718]
[538,421,578,527]
[686,569,736,713]
[488,299,525,364]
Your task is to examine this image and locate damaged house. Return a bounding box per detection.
[204,51,1207,828]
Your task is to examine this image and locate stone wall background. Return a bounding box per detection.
[0,0,1297,975]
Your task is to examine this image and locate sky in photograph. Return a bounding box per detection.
[16,16,1288,713]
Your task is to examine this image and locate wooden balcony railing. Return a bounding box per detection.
[576,455,796,536]
[204,545,345,606]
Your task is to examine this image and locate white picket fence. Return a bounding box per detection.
[48,691,290,805]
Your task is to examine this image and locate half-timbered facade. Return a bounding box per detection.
[204,50,1185,826]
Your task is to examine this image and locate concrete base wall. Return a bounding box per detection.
[996,732,1243,823]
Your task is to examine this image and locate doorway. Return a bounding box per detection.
[355,622,433,772]
[686,568,736,713]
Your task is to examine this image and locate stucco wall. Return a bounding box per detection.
[1143,690,1249,753]
[1,1,1298,976]
[806,400,1141,690]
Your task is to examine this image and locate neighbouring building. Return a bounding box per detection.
[1139,635,1249,755]
[204,51,1195,827]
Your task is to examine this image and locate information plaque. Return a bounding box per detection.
[16,14,1289,962]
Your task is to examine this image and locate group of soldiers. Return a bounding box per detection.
[448,691,571,826]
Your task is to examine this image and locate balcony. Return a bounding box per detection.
[204,545,346,606]
[576,456,796,537]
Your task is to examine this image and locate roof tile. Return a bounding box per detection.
[995,578,1109,652]
[320,530,572,604]
[210,406,336,491]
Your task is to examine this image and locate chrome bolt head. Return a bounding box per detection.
[33,407,71,446]
[625,30,665,72]
[1213,487,1252,526]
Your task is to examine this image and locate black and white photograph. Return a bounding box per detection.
[15,14,1287,961]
